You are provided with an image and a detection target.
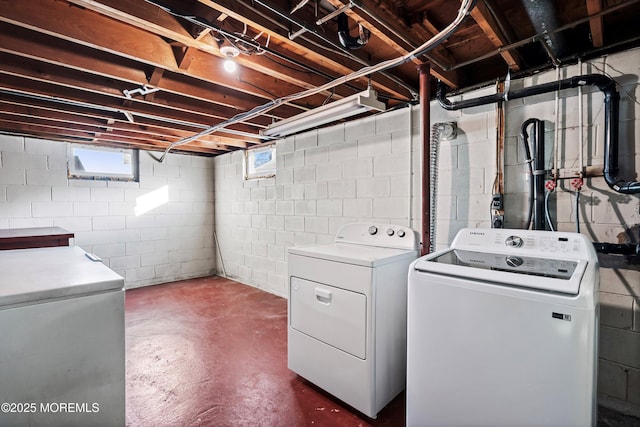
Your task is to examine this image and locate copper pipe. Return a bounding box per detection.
[419,62,431,256]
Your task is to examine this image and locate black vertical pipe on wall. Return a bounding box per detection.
[419,62,431,256]
[531,119,546,230]
[521,118,546,230]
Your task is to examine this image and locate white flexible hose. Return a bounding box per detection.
[545,190,555,232]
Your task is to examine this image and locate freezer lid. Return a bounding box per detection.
[0,246,124,307]
[288,242,417,267]
[413,249,588,294]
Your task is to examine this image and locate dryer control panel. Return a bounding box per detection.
[335,223,419,251]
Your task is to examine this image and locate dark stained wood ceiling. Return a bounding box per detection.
[1,0,639,156]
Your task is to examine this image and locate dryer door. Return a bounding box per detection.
[290,277,367,359]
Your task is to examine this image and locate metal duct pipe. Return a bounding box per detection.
[437,74,640,194]
[521,0,567,60]
[419,62,431,256]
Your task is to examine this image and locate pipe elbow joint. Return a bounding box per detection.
[436,82,456,110]
[604,177,640,194]
[337,13,369,50]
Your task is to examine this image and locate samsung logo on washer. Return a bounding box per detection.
[469,231,485,236]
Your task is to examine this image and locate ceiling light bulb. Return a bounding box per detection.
[223,58,237,73]
[220,45,240,74]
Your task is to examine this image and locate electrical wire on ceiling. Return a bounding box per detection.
[217,20,271,56]
[154,0,478,161]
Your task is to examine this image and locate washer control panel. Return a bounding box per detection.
[336,223,419,251]
[450,228,592,259]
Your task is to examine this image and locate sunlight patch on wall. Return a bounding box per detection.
[134,185,169,216]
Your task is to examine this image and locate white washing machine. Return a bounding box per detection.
[407,228,599,427]
[288,223,419,418]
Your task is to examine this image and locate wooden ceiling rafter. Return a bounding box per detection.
[0,103,241,151]
[468,0,523,71]
[0,97,255,149]
[586,0,604,47]
[0,72,260,148]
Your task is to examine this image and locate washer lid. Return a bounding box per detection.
[413,249,588,294]
[0,246,124,307]
[289,242,417,267]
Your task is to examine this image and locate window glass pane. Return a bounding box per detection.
[245,145,276,180]
[68,144,139,181]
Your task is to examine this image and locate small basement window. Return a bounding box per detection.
[244,145,276,180]
[68,144,139,182]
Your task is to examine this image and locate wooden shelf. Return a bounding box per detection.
[0,227,75,250]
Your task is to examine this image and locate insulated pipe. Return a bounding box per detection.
[437,74,640,194]
[520,119,536,229]
[521,0,566,59]
[419,62,431,256]
[522,118,546,230]
[533,119,546,230]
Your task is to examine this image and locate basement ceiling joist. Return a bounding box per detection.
[1,0,640,156]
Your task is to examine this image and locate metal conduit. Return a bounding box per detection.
[437,74,640,194]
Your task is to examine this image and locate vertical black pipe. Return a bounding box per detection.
[532,120,546,230]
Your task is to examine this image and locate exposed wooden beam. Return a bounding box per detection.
[468,0,522,71]
[0,111,232,154]
[586,0,604,48]
[0,0,344,108]
[0,24,309,118]
[0,97,257,148]
[0,52,276,128]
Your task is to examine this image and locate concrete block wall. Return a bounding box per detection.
[0,136,215,288]
[429,85,498,248]
[432,48,640,416]
[214,107,427,297]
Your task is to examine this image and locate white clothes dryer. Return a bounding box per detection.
[407,228,599,427]
[288,223,419,418]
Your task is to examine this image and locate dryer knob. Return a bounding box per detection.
[387,228,395,236]
[368,226,378,235]
[397,230,406,238]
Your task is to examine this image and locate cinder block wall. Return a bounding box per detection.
[0,137,215,288]
[214,106,423,297]
[214,47,640,415]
